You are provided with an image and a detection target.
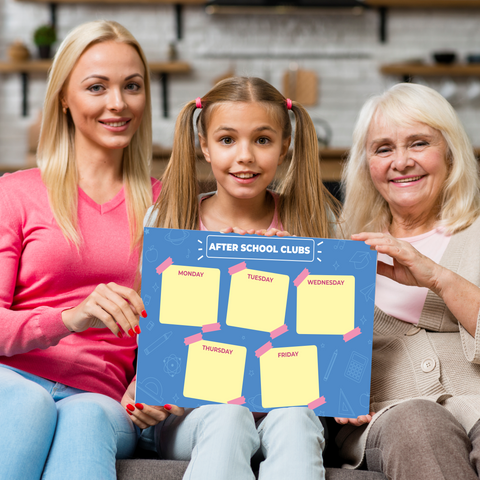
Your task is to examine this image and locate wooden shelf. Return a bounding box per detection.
[366,0,480,6]
[15,0,205,4]
[0,60,192,117]
[1,148,350,182]
[380,62,480,81]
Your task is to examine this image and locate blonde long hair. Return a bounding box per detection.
[37,20,153,247]
[152,76,339,238]
[341,83,480,238]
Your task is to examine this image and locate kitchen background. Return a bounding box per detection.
[1,0,480,184]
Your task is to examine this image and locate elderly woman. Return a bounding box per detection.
[337,83,480,479]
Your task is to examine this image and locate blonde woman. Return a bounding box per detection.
[0,21,163,479]
[337,83,480,479]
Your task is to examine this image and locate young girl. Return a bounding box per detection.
[133,77,339,480]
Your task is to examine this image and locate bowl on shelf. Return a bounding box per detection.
[467,54,480,64]
[433,51,457,64]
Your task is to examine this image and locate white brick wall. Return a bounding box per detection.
[1,1,480,166]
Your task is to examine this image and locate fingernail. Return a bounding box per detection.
[126,404,135,412]
[126,409,133,416]
[141,310,148,318]
[164,404,172,411]
[117,331,123,338]
[128,328,135,337]
[134,325,141,335]
[135,403,144,410]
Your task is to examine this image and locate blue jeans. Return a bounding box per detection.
[0,365,138,480]
[147,404,326,480]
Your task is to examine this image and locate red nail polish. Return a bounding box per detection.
[126,404,135,412]
[117,331,123,338]
[134,325,141,335]
[128,328,135,337]
[126,409,133,416]
[164,404,172,411]
[141,310,148,318]
[135,403,144,410]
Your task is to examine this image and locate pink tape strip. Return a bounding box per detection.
[308,396,326,410]
[202,323,221,333]
[184,333,203,345]
[270,324,288,339]
[255,341,273,358]
[156,257,173,275]
[227,396,246,405]
[343,327,362,342]
[293,268,310,287]
[228,261,247,275]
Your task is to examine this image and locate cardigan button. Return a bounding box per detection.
[421,358,436,373]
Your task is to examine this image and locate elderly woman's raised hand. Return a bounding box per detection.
[354,231,480,337]
[61,282,146,338]
[352,232,442,291]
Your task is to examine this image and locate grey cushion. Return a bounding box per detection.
[116,460,387,479]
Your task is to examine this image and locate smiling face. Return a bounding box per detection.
[61,40,146,154]
[199,101,290,202]
[366,113,449,227]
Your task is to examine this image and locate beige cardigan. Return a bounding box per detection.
[337,215,480,469]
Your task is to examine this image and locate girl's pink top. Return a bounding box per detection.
[0,168,161,402]
[198,191,282,231]
[375,228,451,324]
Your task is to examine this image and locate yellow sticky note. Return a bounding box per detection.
[260,346,319,408]
[159,265,220,327]
[296,275,355,335]
[184,340,247,403]
[226,269,289,332]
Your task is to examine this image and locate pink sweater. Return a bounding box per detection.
[0,169,161,402]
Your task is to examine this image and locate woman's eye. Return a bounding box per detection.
[412,141,428,148]
[220,137,233,145]
[376,146,391,154]
[88,84,104,93]
[257,137,270,145]
[126,83,141,92]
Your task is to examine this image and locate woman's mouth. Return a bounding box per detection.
[391,175,424,184]
[99,119,131,132]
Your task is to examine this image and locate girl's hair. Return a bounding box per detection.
[152,76,339,238]
[37,20,153,247]
[341,83,480,238]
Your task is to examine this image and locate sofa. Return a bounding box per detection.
[116,419,386,480]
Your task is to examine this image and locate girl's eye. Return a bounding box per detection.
[88,84,104,93]
[257,137,270,145]
[220,137,233,145]
[126,83,141,92]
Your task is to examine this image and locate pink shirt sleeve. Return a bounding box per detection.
[0,183,72,357]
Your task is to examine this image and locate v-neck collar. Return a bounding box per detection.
[78,185,125,215]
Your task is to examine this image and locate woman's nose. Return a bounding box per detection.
[107,88,127,112]
[391,150,415,171]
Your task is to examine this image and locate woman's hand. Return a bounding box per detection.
[61,282,146,337]
[352,232,442,291]
[220,227,291,237]
[353,231,480,338]
[335,413,374,427]
[121,380,184,429]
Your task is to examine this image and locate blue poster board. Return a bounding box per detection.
[136,228,377,418]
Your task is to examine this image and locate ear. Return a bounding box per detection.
[278,136,291,166]
[199,134,211,163]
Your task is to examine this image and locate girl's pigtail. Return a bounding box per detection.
[152,101,199,230]
[278,102,341,238]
